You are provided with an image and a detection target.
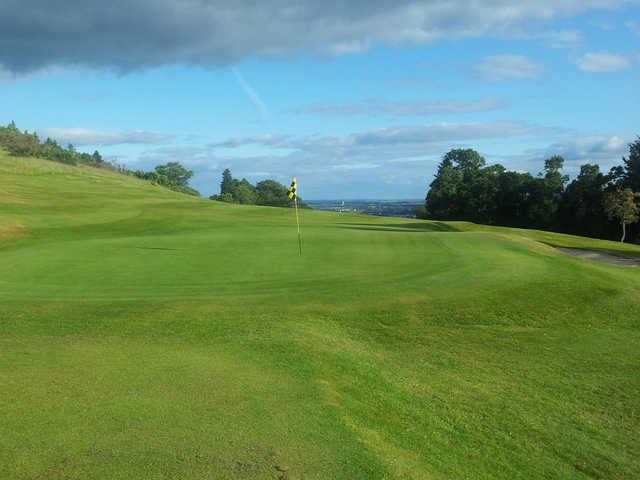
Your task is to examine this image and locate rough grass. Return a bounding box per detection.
[1,151,639,479]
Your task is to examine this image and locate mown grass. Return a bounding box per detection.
[1,151,639,479]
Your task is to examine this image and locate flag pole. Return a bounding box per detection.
[294,196,302,256]
[288,177,302,256]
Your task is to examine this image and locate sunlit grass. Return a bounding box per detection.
[1,151,639,479]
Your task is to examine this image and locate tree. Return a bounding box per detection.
[543,155,569,194]
[234,179,258,204]
[622,137,640,191]
[220,168,234,195]
[255,179,291,207]
[425,156,463,219]
[524,156,568,228]
[559,164,609,238]
[603,188,639,242]
[92,150,103,164]
[448,149,486,220]
[445,148,486,171]
[468,164,504,223]
[494,171,533,227]
[425,149,486,220]
[154,162,193,187]
[211,170,307,208]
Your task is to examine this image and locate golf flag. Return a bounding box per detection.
[288,177,302,255]
[287,177,297,199]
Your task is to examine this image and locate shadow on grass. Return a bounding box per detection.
[336,221,459,233]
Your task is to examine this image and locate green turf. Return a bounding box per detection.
[1,151,639,479]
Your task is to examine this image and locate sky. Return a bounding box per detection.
[1,1,639,199]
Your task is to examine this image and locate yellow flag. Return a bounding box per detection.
[287,177,297,199]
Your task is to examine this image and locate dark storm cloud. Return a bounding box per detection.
[0,0,630,73]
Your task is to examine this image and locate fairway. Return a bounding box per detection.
[2,153,640,479]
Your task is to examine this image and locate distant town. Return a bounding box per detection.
[306,199,424,218]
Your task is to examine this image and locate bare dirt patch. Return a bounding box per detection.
[0,223,26,244]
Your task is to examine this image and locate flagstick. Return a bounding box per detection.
[294,196,302,256]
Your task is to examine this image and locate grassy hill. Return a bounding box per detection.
[1,150,639,479]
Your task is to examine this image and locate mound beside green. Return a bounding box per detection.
[1,151,639,479]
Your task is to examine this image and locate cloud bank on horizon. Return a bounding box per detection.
[1,0,638,198]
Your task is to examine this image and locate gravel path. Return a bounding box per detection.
[556,247,640,267]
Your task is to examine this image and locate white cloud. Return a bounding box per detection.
[209,122,553,164]
[211,134,290,148]
[575,52,630,72]
[37,128,170,146]
[290,97,506,116]
[531,30,583,48]
[142,121,550,179]
[475,54,544,81]
[332,163,379,171]
[345,122,540,146]
[539,134,633,159]
[511,134,636,176]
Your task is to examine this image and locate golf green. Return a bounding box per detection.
[1,152,639,479]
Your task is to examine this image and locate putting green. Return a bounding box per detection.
[1,152,640,479]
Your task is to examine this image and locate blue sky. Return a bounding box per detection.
[1,1,639,199]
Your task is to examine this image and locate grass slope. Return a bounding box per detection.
[1,151,639,479]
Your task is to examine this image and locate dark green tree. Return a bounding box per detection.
[234,179,258,204]
[220,168,234,195]
[425,149,489,221]
[559,164,609,237]
[424,156,464,219]
[468,164,504,222]
[211,170,307,208]
[155,162,193,187]
[446,148,486,171]
[255,179,291,207]
[622,137,640,191]
[543,155,569,196]
[494,171,534,226]
[524,156,568,228]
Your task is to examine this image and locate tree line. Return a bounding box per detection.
[209,169,310,208]
[0,121,200,197]
[1,121,106,167]
[419,138,640,243]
